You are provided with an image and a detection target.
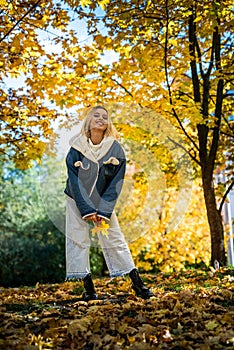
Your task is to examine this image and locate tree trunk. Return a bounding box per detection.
[188,6,226,266]
[202,173,226,266]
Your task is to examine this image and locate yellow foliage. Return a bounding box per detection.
[98,0,110,10]
[128,180,211,272]
[80,0,92,7]
[92,221,110,237]
[0,0,7,7]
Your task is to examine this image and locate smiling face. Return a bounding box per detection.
[89,107,109,133]
[81,106,118,140]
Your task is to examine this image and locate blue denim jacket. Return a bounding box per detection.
[64,134,126,220]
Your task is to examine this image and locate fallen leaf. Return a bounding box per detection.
[205,320,219,331]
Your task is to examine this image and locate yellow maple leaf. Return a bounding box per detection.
[98,0,110,10]
[0,0,7,8]
[80,0,92,7]
[91,221,110,237]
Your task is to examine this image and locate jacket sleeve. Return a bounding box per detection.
[97,157,126,220]
[65,148,96,218]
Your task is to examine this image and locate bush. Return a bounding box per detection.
[0,235,65,287]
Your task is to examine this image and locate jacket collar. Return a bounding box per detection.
[69,134,115,162]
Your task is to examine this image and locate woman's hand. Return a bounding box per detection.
[96,215,103,223]
[85,214,103,224]
[85,214,98,223]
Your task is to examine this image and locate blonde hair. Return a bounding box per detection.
[80,106,119,140]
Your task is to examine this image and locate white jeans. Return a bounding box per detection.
[65,196,136,279]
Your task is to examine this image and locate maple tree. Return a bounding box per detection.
[127,179,211,273]
[0,0,98,168]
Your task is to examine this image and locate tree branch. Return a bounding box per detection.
[176,90,194,100]
[188,11,201,103]
[218,178,234,214]
[220,131,234,138]
[195,35,204,78]
[208,21,224,166]
[206,32,215,77]
[163,2,199,154]
[222,115,234,133]
[171,108,200,152]
[110,77,144,109]
[167,136,201,165]
[0,149,11,158]
[0,0,41,43]
[110,77,134,98]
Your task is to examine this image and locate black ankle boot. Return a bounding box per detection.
[129,268,153,299]
[83,273,98,301]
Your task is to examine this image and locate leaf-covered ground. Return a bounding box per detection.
[0,268,233,350]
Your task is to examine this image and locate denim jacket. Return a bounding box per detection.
[64,134,126,220]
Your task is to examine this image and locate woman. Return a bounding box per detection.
[64,106,153,300]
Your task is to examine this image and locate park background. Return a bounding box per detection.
[0,1,234,349]
[1,0,234,286]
